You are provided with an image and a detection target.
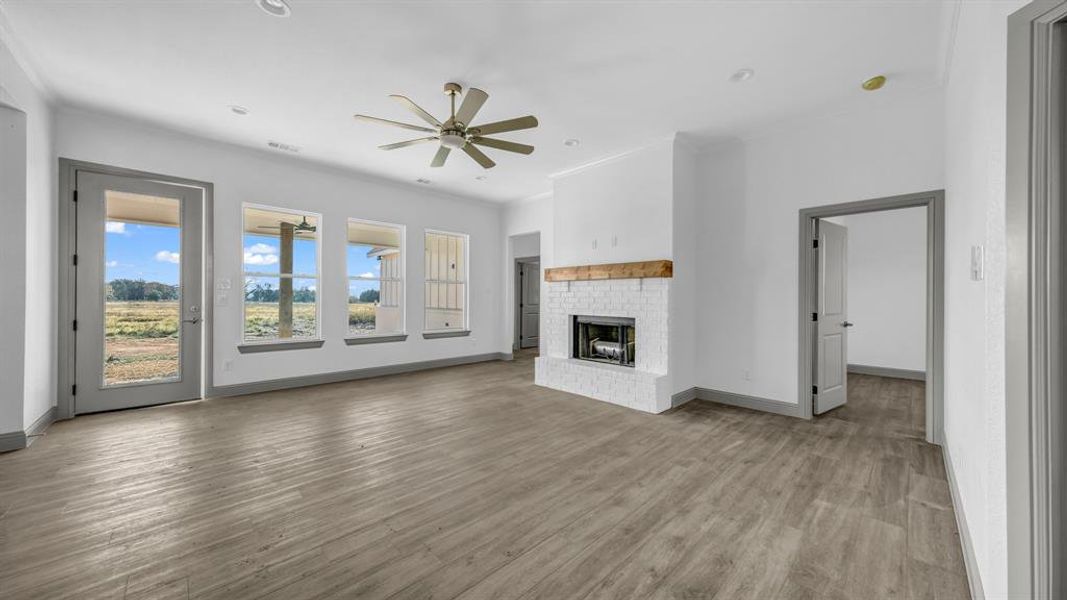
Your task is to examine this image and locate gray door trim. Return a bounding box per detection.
[797,190,945,447]
[1006,3,1067,597]
[57,158,215,420]
[513,255,539,350]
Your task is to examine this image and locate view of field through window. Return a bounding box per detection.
[348,219,403,336]
[242,207,320,342]
[103,191,182,386]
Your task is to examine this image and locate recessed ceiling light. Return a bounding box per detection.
[229,105,249,116]
[729,68,755,83]
[255,0,291,17]
[862,75,887,91]
[416,178,432,185]
[563,139,581,147]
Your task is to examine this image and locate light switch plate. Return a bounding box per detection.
[970,245,984,281]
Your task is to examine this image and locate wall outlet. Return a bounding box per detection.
[970,245,985,281]
[216,278,232,306]
[592,239,598,250]
[743,369,751,381]
[223,360,233,372]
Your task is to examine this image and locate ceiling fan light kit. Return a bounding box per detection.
[354,82,539,169]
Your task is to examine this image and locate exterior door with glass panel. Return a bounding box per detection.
[74,171,202,413]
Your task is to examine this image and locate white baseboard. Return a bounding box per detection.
[941,436,984,600]
[0,406,57,453]
[670,387,802,418]
[847,363,926,381]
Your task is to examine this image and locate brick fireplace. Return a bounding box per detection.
[534,261,673,413]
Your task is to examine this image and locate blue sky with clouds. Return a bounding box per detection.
[105,221,180,285]
[105,221,385,290]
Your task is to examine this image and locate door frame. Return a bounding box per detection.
[1006,2,1067,596]
[513,255,540,350]
[57,158,215,419]
[797,190,945,446]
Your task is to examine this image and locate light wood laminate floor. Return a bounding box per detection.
[0,352,968,599]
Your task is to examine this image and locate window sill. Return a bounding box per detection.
[345,333,408,345]
[237,339,326,354]
[422,330,471,340]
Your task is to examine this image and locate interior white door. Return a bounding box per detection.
[74,170,203,414]
[519,260,540,349]
[815,220,849,414]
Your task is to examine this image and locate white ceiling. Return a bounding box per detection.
[1,0,952,202]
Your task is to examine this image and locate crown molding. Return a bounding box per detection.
[0,4,55,104]
[548,135,677,180]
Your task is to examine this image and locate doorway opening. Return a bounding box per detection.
[515,255,541,351]
[507,231,541,365]
[58,160,213,418]
[798,191,944,445]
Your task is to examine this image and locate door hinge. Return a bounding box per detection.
[811,312,818,322]
[812,239,819,249]
[812,385,818,394]
[73,254,78,266]
[72,319,78,331]
[72,190,78,203]
[72,384,77,396]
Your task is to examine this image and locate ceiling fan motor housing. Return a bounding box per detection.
[440,130,467,149]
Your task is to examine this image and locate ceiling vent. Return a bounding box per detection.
[267,141,301,153]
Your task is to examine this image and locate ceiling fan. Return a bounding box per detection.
[258,216,317,235]
[354,82,538,169]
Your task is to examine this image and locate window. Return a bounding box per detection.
[424,230,468,333]
[242,205,320,343]
[347,219,404,337]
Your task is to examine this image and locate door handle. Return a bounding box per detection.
[182,317,201,325]
[842,321,854,328]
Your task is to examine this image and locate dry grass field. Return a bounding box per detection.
[103,301,378,383]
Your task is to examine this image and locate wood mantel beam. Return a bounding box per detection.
[543,260,673,282]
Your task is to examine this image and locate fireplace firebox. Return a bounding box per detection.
[572,315,636,367]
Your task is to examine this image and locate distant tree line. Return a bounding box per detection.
[350,289,380,304]
[107,279,179,301]
[245,280,317,303]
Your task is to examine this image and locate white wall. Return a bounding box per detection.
[511,232,540,259]
[0,104,27,435]
[695,89,945,403]
[670,139,697,395]
[942,1,1026,597]
[552,139,674,267]
[0,30,55,434]
[839,207,926,372]
[56,108,504,388]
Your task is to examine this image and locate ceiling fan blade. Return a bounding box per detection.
[468,115,538,136]
[470,136,534,155]
[389,95,442,128]
[430,146,451,168]
[353,114,436,134]
[379,137,438,150]
[462,143,496,169]
[453,88,488,128]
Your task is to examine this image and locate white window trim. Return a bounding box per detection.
[240,202,323,346]
[346,217,406,338]
[422,228,470,334]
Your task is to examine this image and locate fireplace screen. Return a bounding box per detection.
[573,315,636,367]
